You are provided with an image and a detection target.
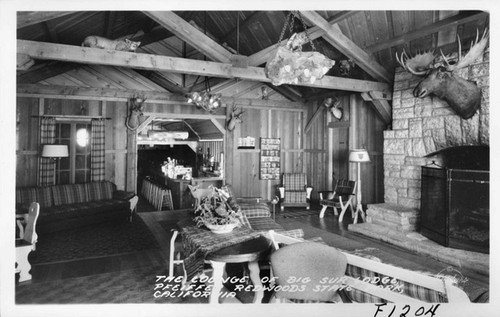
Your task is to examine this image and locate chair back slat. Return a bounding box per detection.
[333,179,356,196]
[23,202,40,245]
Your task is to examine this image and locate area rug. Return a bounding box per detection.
[16,265,205,304]
[29,216,160,265]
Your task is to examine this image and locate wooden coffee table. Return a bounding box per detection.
[206,235,271,304]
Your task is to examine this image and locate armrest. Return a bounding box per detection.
[318,191,333,200]
[113,190,136,201]
[306,186,313,199]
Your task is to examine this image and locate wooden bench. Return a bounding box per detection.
[267,230,470,303]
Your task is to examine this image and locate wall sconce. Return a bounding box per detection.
[349,149,370,224]
[41,144,69,159]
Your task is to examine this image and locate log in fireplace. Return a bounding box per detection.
[420,146,489,254]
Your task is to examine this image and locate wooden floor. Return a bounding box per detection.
[25,198,489,300]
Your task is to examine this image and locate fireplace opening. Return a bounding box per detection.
[420,146,489,254]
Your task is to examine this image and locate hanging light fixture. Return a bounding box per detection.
[186,11,222,113]
[186,76,222,113]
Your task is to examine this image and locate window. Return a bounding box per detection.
[54,122,91,184]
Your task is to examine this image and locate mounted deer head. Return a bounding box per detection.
[226,104,245,132]
[396,28,489,119]
[125,95,146,131]
[323,97,343,120]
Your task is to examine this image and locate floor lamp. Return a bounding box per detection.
[41,144,69,185]
[349,149,370,224]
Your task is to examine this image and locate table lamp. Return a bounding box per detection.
[349,149,370,224]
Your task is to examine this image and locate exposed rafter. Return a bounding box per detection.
[301,11,393,83]
[17,40,391,93]
[365,11,488,53]
[142,11,233,63]
[17,11,76,29]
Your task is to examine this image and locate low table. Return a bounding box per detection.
[206,235,271,304]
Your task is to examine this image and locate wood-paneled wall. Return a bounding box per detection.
[348,93,385,204]
[16,92,385,205]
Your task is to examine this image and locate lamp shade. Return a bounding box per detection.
[41,145,68,158]
[349,149,370,163]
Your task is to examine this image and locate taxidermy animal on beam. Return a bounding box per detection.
[82,35,141,52]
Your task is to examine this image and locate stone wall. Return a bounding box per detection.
[383,49,489,209]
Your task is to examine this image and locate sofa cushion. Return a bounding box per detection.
[37,186,54,208]
[86,181,115,201]
[240,203,271,218]
[16,187,39,210]
[283,173,306,191]
[52,184,88,206]
[284,191,307,204]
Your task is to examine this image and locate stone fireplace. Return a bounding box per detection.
[349,48,489,259]
[383,49,489,210]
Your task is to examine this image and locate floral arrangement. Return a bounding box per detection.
[193,189,242,229]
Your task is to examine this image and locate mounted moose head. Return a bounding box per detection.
[396,28,489,119]
[226,105,245,132]
[125,95,146,131]
[323,97,343,120]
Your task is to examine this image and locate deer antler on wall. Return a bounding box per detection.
[125,95,147,131]
[323,97,343,120]
[226,104,245,132]
[395,28,489,119]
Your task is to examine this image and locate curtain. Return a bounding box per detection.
[38,117,56,186]
[91,118,106,181]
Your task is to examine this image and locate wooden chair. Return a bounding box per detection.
[318,179,356,221]
[15,202,40,282]
[277,173,313,211]
[267,230,470,303]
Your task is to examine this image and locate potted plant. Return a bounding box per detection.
[193,190,242,234]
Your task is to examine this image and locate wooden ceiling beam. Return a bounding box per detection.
[365,11,488,53]
[17,83,306,110]
[142,11,233,63]
[301,11,393,83]
[18,40,390,93]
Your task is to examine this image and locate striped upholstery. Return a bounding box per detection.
[37,186,53,208]
[52,184,87,206]
[344,265,447,303]
[344,264,386,303]
[16,187,39,210]
[86,181,115,201]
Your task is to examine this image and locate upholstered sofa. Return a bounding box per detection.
[16,181,137,233]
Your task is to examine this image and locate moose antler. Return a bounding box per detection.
[440,28,489,72]
[395,49,436,76]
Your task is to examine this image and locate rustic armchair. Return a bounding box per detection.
[277,173,312,211]
[319,179,356,221]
